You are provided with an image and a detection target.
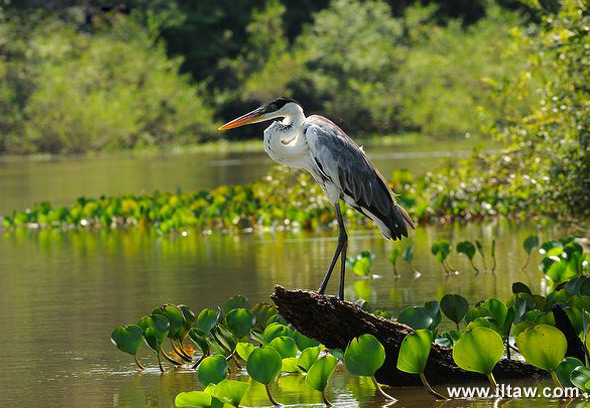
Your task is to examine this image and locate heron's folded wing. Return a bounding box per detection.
[304,115,414,239]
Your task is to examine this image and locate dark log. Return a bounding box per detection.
[271,285,547,386]
[553,303,586,362]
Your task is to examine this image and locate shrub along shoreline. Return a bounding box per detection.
[0,157,568,235]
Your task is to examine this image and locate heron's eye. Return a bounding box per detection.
[268,104,277,112]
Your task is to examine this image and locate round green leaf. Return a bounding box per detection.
[556,357,584,388]
[298,346,322,372]
[263,323,294,343]
[571,366,590,392]
[198,356,228,386]
[457,241,476,260]
[211,379,249,407]
[152,304,184,338]
[441,294,469,326]
[281,357,301,373]
[397,306,433,330]
[178,304,196,329]
[515,324,567,372]
[397,329,433,375]
[111,325,143,355]
[512,282,533,296]
[306,355,338,392]
[251,303,278,329]
[226,308,255,339]
[236,342,255,361]
[344,334,386,376]
[175,391,212,408]
[269,336,298,359]
[143,326,168,353]
[452,327,504,375]
[196,308,221,335]
[138,313,170,334]
[246,346,283,385]
[523,236,539,255]
[294,331,320,350]
[222,295,251,315]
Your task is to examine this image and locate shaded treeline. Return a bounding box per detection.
[0,0,550,152]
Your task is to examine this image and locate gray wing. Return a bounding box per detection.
[304,115,414,240]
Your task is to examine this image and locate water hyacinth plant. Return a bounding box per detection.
[108,235,590,405]
[344,334,396,401]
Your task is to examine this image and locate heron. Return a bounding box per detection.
[219,97,414,300]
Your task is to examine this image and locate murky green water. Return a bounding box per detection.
[0,140,576,407]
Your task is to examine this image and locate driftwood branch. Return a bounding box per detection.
[271,285,547,386]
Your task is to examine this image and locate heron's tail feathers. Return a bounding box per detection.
[377,204,415,241]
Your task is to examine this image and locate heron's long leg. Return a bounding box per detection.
[318,203,348,297]
[338,205,348,300]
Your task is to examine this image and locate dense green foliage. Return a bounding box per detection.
[0,11,215,153]
[1,0,536,152]
[436,0,590,219]
[111,235,590,403]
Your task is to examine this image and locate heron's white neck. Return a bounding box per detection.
[263,103,309,168]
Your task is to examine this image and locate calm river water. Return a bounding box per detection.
[0,140,575,408]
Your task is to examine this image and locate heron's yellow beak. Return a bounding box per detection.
[218,108,266,131]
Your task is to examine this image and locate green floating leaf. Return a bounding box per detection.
[397,329,433,375]
[457,241,476,261]
[225,308,255,339]
[246,346,283,385]
[306,355,338,392]
[452,327,504,375]
[281,357,301,373]
[269,336,298,359]
[152,304,185,338]
[431,240,451,263]
[512,282,532,296]
[222,295,251,315]
[294,331,320,350]
[263,323,294,343]
[556,357,584,388]
[344,334,386,376]
[515,325,567,372]
[111,325,143,355]
[251,303,278,329]
[397,306,433,330]
[211,380,249,407]
[523,235,539,255]
[236,342,255,361]
[196,308,221,335]
[175,391,212,408]
[298,346,322,372]
[144,326,168,353]
[178,304,196,330]
[440,294,469,326]
[198,356,228,386]
[571,366,590,392]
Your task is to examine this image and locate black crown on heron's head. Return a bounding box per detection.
[262,96,300,113]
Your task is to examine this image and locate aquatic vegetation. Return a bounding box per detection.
[305,356,338,406]
[343,334,396,401]
[521,235,540,271]
[388,247,401,277]
[440,294,469,330]
[397,330,446,400]
[246,347,283,405]
[452,326,504,388]
[515,325,567,386]
[346,250,375,277]
[431,240,455,274]
[109,236,590,403]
